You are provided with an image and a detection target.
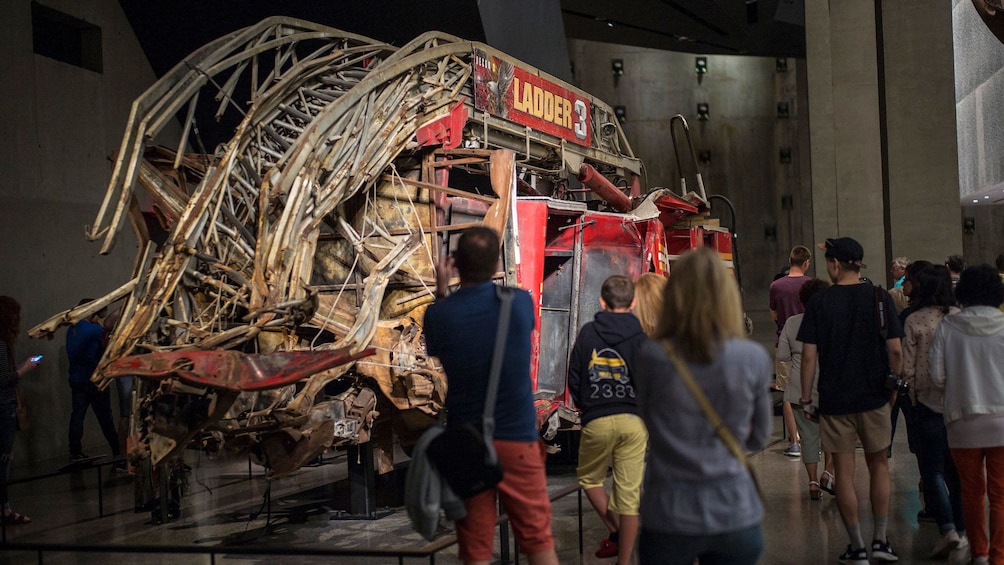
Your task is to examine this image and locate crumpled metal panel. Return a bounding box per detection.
[105,347,375,392]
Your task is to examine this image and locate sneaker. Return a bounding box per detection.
[69,452,89,462]
[931,530,961,559]
[949,535,970,563]
[783,442,801,458]
[871,539,899,562]
[838,545,868,564]
[595,536,618,558]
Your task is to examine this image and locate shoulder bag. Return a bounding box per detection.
[660,340,762,498]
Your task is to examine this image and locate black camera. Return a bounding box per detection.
[885,372,909,394]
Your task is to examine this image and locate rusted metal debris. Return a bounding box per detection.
[28,17,644,478]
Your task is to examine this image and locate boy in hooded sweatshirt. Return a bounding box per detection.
[568,275,649,565]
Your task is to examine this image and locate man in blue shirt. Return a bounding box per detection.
[424,227,557,565]
[66,300,119,462]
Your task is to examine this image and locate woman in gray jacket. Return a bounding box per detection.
[634,248,772,565]
[930,265,1004,565]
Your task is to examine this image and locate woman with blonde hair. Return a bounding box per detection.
[634,248,772,565]
[633,273,667,336]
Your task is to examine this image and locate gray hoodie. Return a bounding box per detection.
[930,306,1004,446]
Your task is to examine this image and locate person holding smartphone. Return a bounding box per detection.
[0,296,41,524]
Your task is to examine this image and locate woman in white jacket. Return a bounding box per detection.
[930,265,1004,565]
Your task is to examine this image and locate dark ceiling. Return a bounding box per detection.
[561,0,805,57]
[120,0,804,79]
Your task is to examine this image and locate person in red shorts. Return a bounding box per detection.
[424,227,558,565]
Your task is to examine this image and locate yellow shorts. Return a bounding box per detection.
[577,413,648,515]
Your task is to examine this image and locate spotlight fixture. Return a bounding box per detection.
[776,58,789,72]
[698,150,711,164]
[779,147,792,164]
[696,57,708,75]
[777,102,790,119]
[697,103,710,121]
[612,59,624,86]
[614,106,627,124]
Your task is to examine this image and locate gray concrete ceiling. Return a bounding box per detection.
[560,0,805,57]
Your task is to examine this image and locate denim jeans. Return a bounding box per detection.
[891,392,918,453]
[68,382,119,457]
[0,404,17,509]
[639,524,763,565]
[912,403,964,533]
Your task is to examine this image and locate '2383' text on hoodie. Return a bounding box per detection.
[568,311,647,427]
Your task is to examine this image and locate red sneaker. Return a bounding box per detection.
[595,537,619,558]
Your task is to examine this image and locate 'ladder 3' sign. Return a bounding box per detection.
[472,48,592,147]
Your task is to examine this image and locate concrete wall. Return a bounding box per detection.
[805,0,887,276]
[805,0,962,284]
[478,0,573,82]
[567,40,813,349]
[953,0,1004,264]
[884,0,964,269]
[0,0,179,467]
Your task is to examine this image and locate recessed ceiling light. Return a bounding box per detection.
[973,199,979,203]
[985,195,990,199]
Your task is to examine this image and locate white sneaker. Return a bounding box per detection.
[948,536,970,565]
[931,530,960,559]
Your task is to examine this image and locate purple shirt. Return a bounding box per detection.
[769,275,810,343]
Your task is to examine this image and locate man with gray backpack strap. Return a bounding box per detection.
[423,227,558,565]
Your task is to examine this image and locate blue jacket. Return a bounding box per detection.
[66,320,104,385]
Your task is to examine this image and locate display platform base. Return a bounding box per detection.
[57,455,108,473]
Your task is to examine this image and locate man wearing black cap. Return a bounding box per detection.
[796,237,904,564]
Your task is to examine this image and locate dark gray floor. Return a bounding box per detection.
[0,407,971,564]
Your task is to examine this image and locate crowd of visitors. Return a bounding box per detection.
[421,226,1004,564]
[4,222,1003,565]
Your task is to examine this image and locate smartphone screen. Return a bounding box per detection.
[30,355,43,362]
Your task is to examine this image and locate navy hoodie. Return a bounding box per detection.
[568,311,647,427]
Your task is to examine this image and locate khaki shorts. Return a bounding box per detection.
[820,404,891,454]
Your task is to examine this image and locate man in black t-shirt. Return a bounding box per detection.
[797,237,904,565]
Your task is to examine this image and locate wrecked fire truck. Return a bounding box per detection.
[29,17,738,501]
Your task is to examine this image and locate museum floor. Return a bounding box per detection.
[0,405,971,564]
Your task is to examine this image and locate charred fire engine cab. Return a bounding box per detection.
[432,46,740,437]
